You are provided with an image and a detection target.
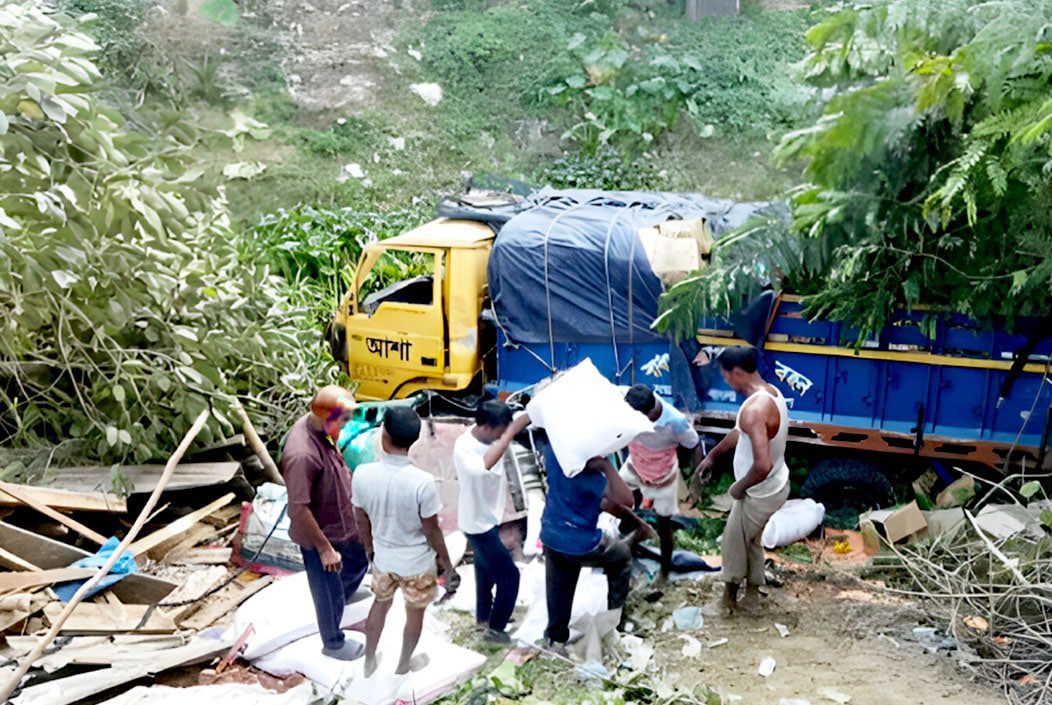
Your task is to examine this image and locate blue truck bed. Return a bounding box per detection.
[490,296,1050,470]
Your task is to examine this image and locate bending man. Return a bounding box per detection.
[623,385,701,582]
[694,346,790,614]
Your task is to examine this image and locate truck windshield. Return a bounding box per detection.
[358,250,435,316]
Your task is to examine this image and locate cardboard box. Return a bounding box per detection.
[638,227,703,286]
[862,500,928,546]
[656,217,714,255]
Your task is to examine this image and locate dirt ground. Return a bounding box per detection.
[629,570,1004,705]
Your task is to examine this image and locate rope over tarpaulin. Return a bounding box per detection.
[487,188,772,348]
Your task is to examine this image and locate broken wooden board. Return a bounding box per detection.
[0,481,108,545]
[0,592,49,633]
[0,483,125,513]
[178,574,272,630]
[129,493,236,557]
[2,634,189,670]
[44,602,177,634]
[0,568,96,593]
[161,565,229,624]
[0,546,40,572]
[10,636,231,705]
[0,522,177,604]
[46,462,241,495]
[149,522,216,562]
[166,547,233,565]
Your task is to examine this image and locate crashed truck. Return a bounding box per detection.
[327,187,1052,510]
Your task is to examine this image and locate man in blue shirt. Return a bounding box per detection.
[540,445,637,648]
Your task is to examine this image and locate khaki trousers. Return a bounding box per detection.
[719,484,790,586]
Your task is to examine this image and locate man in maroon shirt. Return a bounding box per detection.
[281,385,369,661]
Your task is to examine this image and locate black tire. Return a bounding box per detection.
[800,457,893,511]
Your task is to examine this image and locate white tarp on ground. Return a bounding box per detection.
[97,682,318,705]
[252,591,485,705]
[230,533,483,705]
[231,533,467,661]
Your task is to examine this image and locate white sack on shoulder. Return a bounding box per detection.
[526,359,652,477]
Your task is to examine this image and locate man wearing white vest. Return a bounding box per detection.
[694,346,790,614]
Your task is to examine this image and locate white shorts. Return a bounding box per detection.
[619,460,678,517]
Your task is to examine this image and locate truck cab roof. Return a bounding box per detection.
[378,218,495,249]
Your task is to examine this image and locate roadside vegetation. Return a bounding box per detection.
[1,0,822,473]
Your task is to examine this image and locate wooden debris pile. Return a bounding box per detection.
[888,494,1052,705]
[0,417,281,703]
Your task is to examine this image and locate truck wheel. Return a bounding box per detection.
[800,457,893,510]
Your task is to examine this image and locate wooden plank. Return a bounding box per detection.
[0,483,125,513]
[0,547,40,572]
[10,637,230,705]
[2,634,188,669]
[0,522,177,604]
[128,493,235,557]
[166,547,233,565]
[179,575,272,630]
[43,602,177,634]
[149,522,215,562]
[0,568,96,592]
[45,462,240,495]
[0,482,108,545]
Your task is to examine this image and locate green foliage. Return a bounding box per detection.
[245,205,430,340]
[0,2,316,464]
[536,148,659,190]
[781,0,1052,334]
[54,0,158,84]
[660,0,1052,339]
[546,6,817,154]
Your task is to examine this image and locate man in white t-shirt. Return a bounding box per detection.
[454,400,530,644]
[353,407,460,676]
[695,346,790,615]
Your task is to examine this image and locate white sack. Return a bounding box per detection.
[761,498,825,549]
[526,359,652,477]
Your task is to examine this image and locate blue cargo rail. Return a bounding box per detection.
[490,295,1051,471]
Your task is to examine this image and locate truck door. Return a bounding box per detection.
[344,246,447,400]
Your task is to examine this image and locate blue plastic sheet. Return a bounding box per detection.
[54,536,138,603]
[488,189,772,346]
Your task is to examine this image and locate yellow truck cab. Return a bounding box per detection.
[329,218,495,400]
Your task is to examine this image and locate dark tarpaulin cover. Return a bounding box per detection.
[487,188,769,345]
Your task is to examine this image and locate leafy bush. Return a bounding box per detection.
[245,204,430,339]
[0,2,316,464]
[544,6,816,154]
[536,148,659,190]
[658,0,1052,340]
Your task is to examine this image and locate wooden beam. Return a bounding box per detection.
[45,462,240,495]
[166,547,233,566]
[0,482,108,545]
[0,483,125,513]
[0,546,40,572]
[128,493,235,557]
[43,602,177,634]
[9,637,230,705]
[0,568,97,593]
[0,522,177,604]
